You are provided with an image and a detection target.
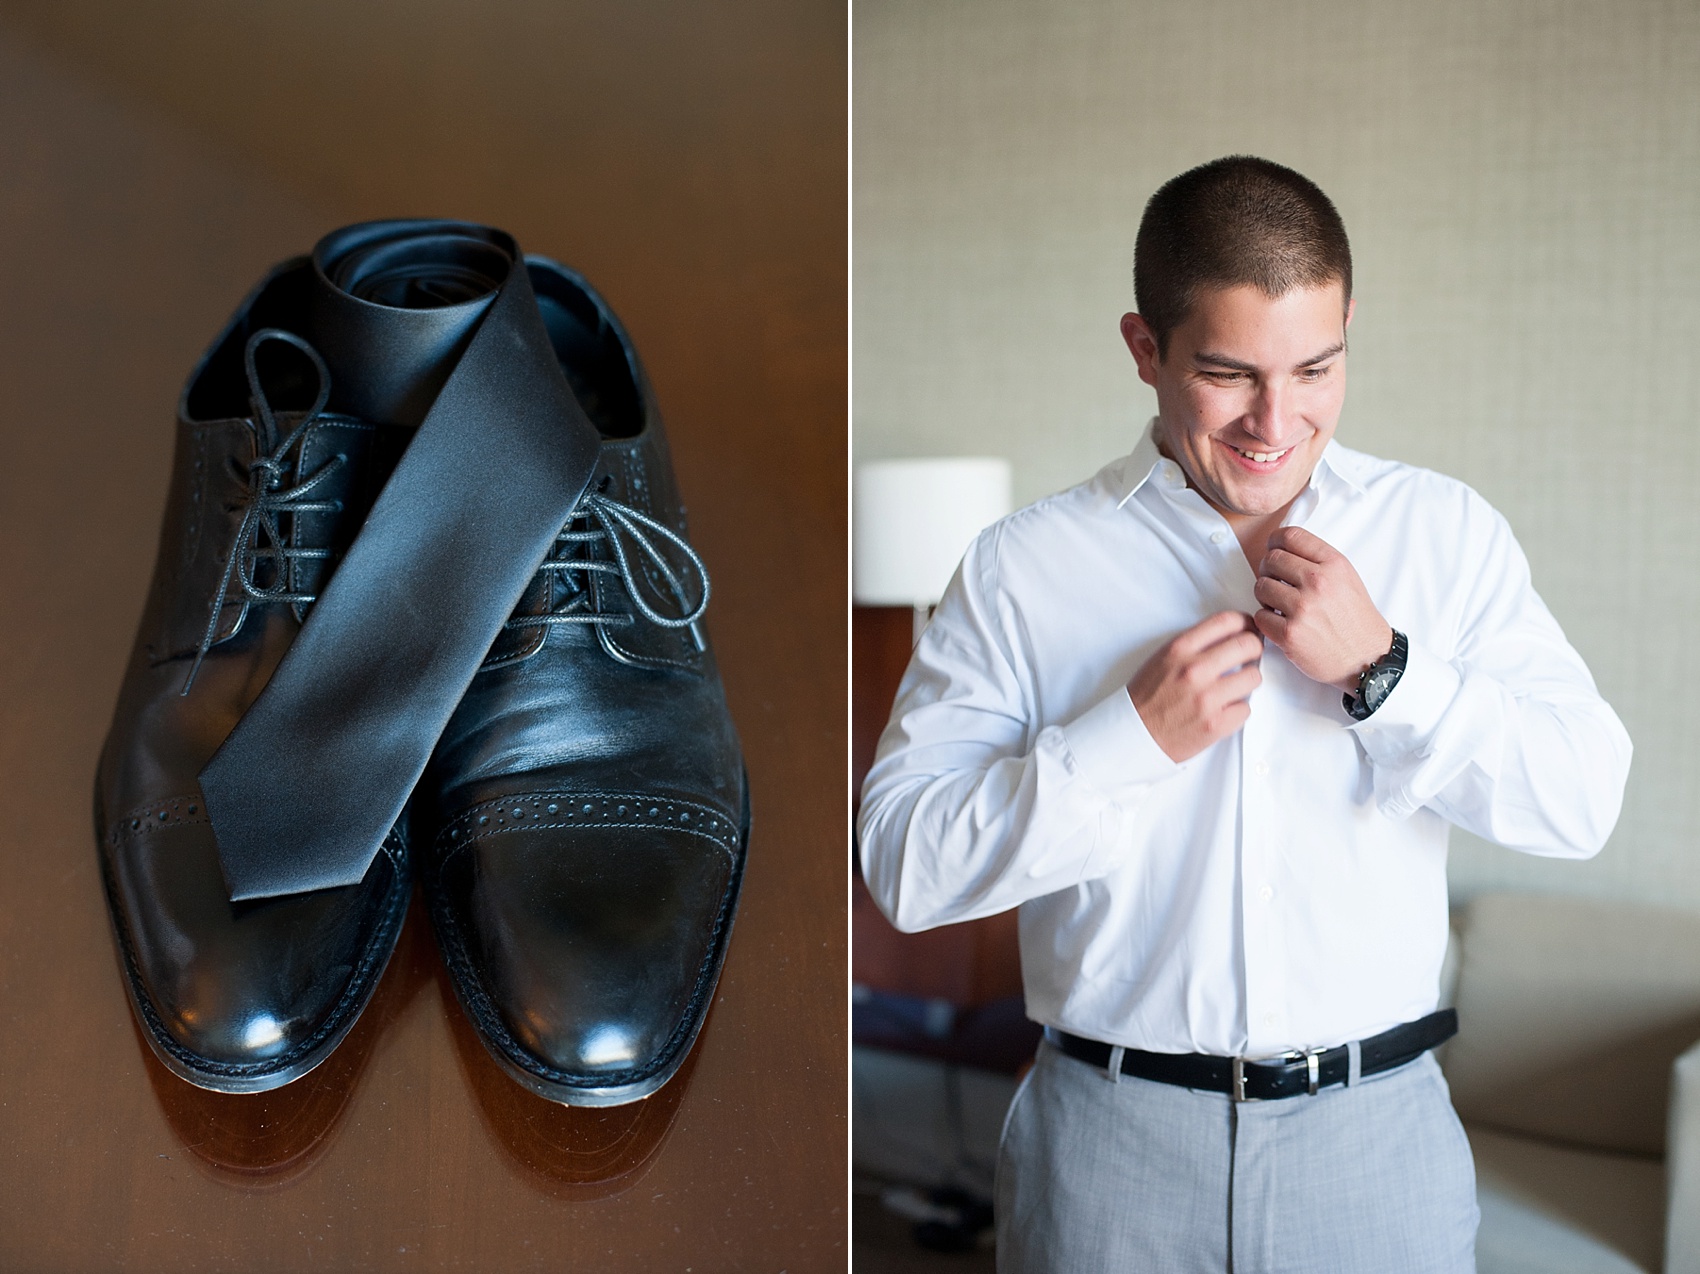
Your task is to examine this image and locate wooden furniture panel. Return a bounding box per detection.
[852,605,1025,1009]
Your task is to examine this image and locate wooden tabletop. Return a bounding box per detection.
[0,5,846,1269]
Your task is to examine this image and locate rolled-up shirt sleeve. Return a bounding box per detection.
[1347,495,1631,857]
[857,527,1182,933]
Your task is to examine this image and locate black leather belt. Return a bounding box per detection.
[1052,1009,1457,1102]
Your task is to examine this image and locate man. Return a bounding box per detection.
[857,156,1631,1271]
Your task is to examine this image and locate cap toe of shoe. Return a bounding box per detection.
[435,807,739,1095]
[103,810,403,1081]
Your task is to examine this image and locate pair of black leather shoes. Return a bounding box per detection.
[95,225,747,1106]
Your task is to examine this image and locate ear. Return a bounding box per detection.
[1121,312,1162,388]
[1344,296,1357,330]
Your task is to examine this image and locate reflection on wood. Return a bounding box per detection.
[438,962,699,1201]
[139,904,434,1185]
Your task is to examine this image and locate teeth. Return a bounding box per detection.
[1234,445,1288,463]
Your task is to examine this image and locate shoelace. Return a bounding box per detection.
[183,329,710,694]
[182,329,343,694]
[505,489,710,642]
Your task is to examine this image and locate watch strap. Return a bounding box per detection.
[1344,629,1408,721]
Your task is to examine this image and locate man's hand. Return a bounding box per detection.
[1252,526,1391,692]
[1129,611,1263,763]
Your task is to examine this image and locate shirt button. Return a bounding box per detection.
[1259,884,1274,903]
[1210,529,1227,545]
[1264,1012,1278,1027]
[1254,760,1269,776]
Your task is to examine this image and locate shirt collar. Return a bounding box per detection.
[1112,417,1367,510]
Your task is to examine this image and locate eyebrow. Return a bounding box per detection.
[1192,341,1346,373]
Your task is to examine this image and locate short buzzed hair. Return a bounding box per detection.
[1134,156,1352,358]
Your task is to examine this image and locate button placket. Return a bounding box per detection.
[1237,677,1293,1057]
[1238,714,1274,1051]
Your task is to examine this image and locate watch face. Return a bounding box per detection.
[1364,667,1400,711]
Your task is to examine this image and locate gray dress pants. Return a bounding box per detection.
[995,1040,1479,1273]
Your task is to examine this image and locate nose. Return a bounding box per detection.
[1242,377,1293,446]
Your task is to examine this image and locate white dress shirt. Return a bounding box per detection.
[858,422,1631,1059]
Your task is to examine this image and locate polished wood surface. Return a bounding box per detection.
[0,7,845,1270]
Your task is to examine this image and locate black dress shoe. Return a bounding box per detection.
[96,264,412,1092]
[422,257,749,1107]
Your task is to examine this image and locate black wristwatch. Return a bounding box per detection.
[1343,630,1408,721]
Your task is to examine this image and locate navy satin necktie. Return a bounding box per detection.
[199,220,602,900]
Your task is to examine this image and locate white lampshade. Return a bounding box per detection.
[853,457,1013,607]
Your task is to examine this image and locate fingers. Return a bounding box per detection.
[1170,609,1257,658]
[1213,662,1263,704]
[1189,629,1264,682]
[1265,525,1336,563]
[1131,612,1264,762]
[1257,547,1315,588]
[1253,607,1288,644]
[1216,698,1253,735]
[1253,574,1299,614]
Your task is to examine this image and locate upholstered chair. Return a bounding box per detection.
[1443,892,1700,1273]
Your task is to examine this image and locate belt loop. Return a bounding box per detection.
[1347,1039,1362,1087]
[1106,1045,1124,1084]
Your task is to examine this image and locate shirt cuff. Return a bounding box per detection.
[1058,686,1182,797]
[1345,638,1463,762]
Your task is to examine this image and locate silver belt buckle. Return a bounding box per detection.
[1232,1050,1322,1102]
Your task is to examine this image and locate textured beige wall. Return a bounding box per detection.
[854,0,1700,909]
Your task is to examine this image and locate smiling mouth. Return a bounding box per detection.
[1229,444,1291,464]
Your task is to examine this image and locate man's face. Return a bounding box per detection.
[1122,282,1354,526]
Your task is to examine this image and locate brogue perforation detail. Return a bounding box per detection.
[106,795,209,845]
[106,795,408,872]
[184,424,209,580]
[438,789,741,861]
